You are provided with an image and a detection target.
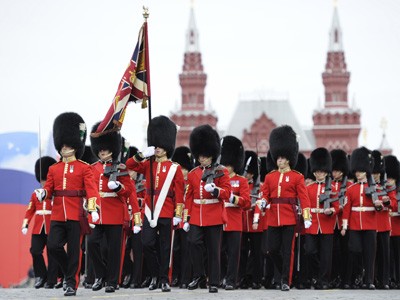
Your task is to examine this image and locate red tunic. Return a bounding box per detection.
[342,182,377,231]
[243,182,264,233]
[42,158,100,222]
[224,174,251,232]
[376,183,396,232]
[23,194,52,234]
[330,179,352,230]
[306,181,339,234]
[92,161,134,225]
[261,169,311,227]
[126,158,184,219]
[185,166,231,227]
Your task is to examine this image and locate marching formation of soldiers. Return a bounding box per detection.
[21,111,400,296]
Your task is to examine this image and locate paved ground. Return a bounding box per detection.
[2,287,400,300]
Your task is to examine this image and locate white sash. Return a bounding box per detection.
[145,163,178,228]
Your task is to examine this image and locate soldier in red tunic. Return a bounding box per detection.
[305,147,338,289]
[125,115,185,292]
[35,112,100,296]
[258,125,312,291]
[341,147,382,290]
[87,123,135,293]
[185,125,231,293]
[371,150,396,289]
[22,156,59,289]
[219,136,251,290]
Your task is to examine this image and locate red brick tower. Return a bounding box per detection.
[170,7,218,147]
[312,5,361,153]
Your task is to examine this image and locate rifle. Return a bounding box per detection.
[319,174,338,210]
[338,176,348,207]
[135,173,145,194]
[104,153,129,182]
[365,173,383,211]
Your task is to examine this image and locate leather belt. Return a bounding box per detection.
[194,199,219,205]
[351,206,375,212]
[53,190,86,197]
[100,192,117,198]
[35,210,51,215]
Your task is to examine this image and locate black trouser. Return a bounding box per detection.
[348,230,377,285]
[262,229,281,285]
[30,229,58,284]
[47,220,82,289]
[87,224,123,287]
[131,230,144,285]
[142,217,172,284]
[304,233,333,285]
[81,236,95,284]
[188,224,223,286]
[266,225,295,285]
[221,231,241,286]
[293,234,309,286]
[172,228,192,285]
[239,232,263,284]
[390,236,400,285]
[376,231,390,286]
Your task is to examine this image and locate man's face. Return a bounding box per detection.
[61,145,75,158]
[98,149,112,162]
[276,156,289,169]
[198,155,212,167]
[155,147,167,158]
[332,170,343,180]
[314,170,328,181]
[355,171,367,181]
[372,173,380,182]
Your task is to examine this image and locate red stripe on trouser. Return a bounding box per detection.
[288,233,296,286]
[119,231,127,284]
[75,234,84,289]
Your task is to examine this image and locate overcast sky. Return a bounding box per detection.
[1,0,399,157]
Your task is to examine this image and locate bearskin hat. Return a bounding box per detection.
[330,149,349,174]
[384,155,400,181]
[350,147,374,174]
[90,122,122,161]
[306,158,316,181]
[244,150,259,181]
[147,115,177,159]
[189,124,221,163]
[259,156,268,182]
[128,146,139,158]
[310,147,332,173]
[172,146,195,171]
[220,135,245,174]
[266,150,277,173]
[53,112,87,159]
[35,156,57,182]
[294,152,308,176]
[371,150,385,174]
[81,145,98,164]
[269,125,299,168]
[120,137,130,164]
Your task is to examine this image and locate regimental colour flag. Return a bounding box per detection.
[92,21,151,137]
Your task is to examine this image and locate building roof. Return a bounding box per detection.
[185,7,200,53]
[225,100,314,151]
[328,6,344,52]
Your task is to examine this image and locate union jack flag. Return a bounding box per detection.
[92,21,151,137]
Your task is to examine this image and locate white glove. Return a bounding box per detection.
[107,180,121,190]
[204,183,216,193]
[260,199,267,209]
[304,220,312,229]
[141,146,155,158]
[173,217,182,226]
[34,189,45,201]
[229,193,235,204]
[91,211,99,223]
[133,225,142,234]
[21,227,28,235]
[183,222,190,232]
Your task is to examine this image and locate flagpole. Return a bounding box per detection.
[143,6,155,221]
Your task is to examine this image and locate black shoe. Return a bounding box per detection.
[368,284,376,290]
[83,282,92,289]
[34,277,46,289]
[64,286,76,296]
[296,283,306,289]
[54,281,63,289]
[148,277,158,290]
[209,285,218,293]
[225,284,235,290]
[188,276,207,290]
[383,284,390,290]
[92,278,104,291]
[273,283,281,290]
[361,283,368,289]
[130,282,141,289]
[141,277,151,288]
[105,285,115,293]
[44,282,54,289]
[171,277,179,287]
[179,283,188,289]
[343,283,351,289]
[281,283,290,291]
[63,279,67,291]
[252,283,261,289]
[121,275,131,288]
[161,283,171,292]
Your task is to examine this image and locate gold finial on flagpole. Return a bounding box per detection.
[143,6,149,20]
